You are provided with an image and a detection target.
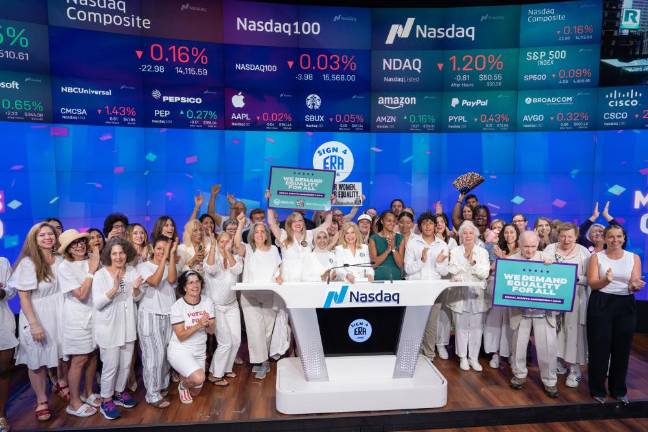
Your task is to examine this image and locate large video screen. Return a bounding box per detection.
[0,0,647,301]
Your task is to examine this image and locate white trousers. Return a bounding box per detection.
[557,286,588,365]
[453,311,485,360]
[483,306,512,357]
[138,310,172,404]
[511,317,557,387]
[421,301,452,357]
[240,293,277,364]
[209,301,242,378]
[99,342,135,398]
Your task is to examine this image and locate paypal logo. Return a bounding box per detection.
[324,285,349,308]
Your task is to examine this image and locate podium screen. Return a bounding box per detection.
[316,307,405,356]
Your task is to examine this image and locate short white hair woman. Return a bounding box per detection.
[447,221,490,372]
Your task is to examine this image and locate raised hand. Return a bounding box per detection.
[226,193,236,205]
[194,194,204,208]
[211,184,221,195]
[434,201,443,214]
[605,268,614,283]
[236,212,246,225]
[602,201,613,221]
[590,202,600,221]
[421,247,429,263]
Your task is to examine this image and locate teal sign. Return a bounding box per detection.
[493,259,577,312]
[269,166,335,211]
[621,9,640,30]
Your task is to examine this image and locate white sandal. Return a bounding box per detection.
[66,403,97,418]
[81,393,101,408]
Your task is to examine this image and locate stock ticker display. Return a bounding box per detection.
[0,0,646,133]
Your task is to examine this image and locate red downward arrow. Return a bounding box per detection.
[287,60,294,69]
[135,50,144,59]
[437,63,444,71]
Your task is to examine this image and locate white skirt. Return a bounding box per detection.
[63,312,95,355]
[15,294,64,369]
[0,303,18,351]
[167,343,205,378]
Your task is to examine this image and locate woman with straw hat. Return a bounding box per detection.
[57,229,101,417]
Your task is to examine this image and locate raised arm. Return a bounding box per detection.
[451,192,465,230]
[267,208,283,245]
[189,194,204,223]
[207,184,223,227]
[342,196,364,223]
[233,212,247,257]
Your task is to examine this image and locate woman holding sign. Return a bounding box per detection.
[543,223,590,389]
[447,221,490,372]
[586,225,644,404]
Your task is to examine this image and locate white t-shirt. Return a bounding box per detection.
[242,243,281,284]
[0,258,18,350]
[137,261,177,315]
[58,259,93,325]
[169,296,214,355]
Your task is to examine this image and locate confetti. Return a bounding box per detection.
[608,185,626,196]
[306,131,314,136]
[185,155,198,165]
[615,217,626,224]
[113,166,125,174]
[143,170,150,176]
[489,175,497,179]
[85,182,103,189]
[144,216,151,222]
[511,196,525,205]
[160,128,168,133]
[552,199,567,208]
[185,173,193,179]
[10,165,23,171]
[3,235,19,248]
[78,227,89,233]
[165,192,174,199]
[487,202,500,209]
[50,126,69,137]
[570,169,579,179]
[401,155,413,164]
[7,200,22,210]
[266,137,275,143]
[232,139,240,145]
[49,196,59,204]
[145,152,157,162]
[99,134,113,141]
[370,147,383,153]
[639,168,648,175]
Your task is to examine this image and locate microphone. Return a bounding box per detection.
[326,262,376,284]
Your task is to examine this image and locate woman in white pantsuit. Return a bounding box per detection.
[10,222,64,422]
[447,221,490,372]
[204,231,243,386]
[57,229,101,417]
[92,238,143,420]
[136,236,178,408]
[434,213,457,359]
[543,223,590,388]
[234,213,282,380]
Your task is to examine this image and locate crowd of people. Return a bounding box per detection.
[0,185,643,430]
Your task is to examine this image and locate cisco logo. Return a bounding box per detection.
[378,95,416,110]
[348,319,372,343]
[524,96,573,105]
[605,89,642,107]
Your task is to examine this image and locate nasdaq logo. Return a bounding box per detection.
[385,17,476,45]
[323,285,348,308]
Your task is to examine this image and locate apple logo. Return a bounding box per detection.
[231,92,245,108]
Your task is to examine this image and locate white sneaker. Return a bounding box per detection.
[459,357,470,371]
[566,365,581,388]
[436,345,449,360]
[469,358,483,372]
[489,354,500,369]
[555,361,567,375]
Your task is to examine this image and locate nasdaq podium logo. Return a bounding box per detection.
[323,285,400,308]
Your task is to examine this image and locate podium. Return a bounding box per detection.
[235,279,482,414]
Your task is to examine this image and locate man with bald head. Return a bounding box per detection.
[507,231,559,398]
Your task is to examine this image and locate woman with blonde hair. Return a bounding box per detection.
[9,222,65,421]
[335,222,374,283]
[204,231,243,386]
[178,219,208,274]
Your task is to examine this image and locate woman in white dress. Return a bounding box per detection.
[544,223,590,388]
[335,222,374,283]
[168,271,215,404]
[10,222,65,421]
[0,257,18,431]
[136,236,178,408]
[234,213,282,380]
[57,229,101,417]
[301,230,337,282]
[92,238,142,420]
[204,231,243,386]
[447,221,490,372]
[431,213,457,359]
